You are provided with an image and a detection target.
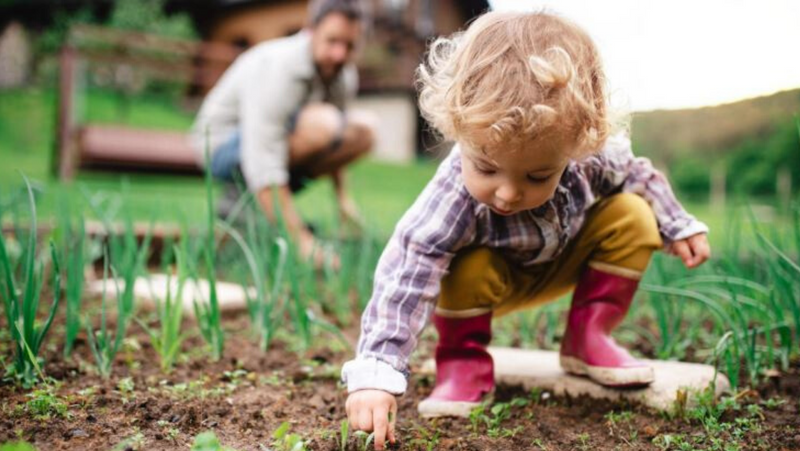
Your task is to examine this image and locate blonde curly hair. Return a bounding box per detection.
[417,11,619,157]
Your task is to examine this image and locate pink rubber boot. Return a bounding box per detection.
[559,265,655,387]
[417,312,494,418]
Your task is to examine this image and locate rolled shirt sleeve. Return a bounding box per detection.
[581,133,709,243]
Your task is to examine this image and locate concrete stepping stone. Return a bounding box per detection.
[420,347,730,412]
[85,273,253,316]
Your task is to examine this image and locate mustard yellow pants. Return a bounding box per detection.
[437,193,663,318]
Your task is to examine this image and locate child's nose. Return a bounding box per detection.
[495,184,521,204]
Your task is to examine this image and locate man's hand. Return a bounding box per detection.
[298,230,341,271]
[339,195,365,234]
[345,390,398,450]
[667,233,710,269]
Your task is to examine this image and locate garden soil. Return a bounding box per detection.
[2,313,800,451]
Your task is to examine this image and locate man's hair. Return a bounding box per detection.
[417,11,623,158]
[308,0,366,26]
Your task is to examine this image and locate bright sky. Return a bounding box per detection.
[489,0,800,111]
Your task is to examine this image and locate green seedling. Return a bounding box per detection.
[339,419,349,451]
[0,442,37,451]
[112,432,146,451]
[137,245,190,372]
[194,134,224,361]
[272,422,307,451]
[191,431,239,451]
[84,249,127,379]
[0,175,62,387]
[59,205,85,359]
[409,422,440,451]
[352,430,375,451]
[24,387,68,420]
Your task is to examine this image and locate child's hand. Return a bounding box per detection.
[345,389,397,450]
[667,233,710,269]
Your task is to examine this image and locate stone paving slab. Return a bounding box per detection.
[85,273,252,316]
[421,347,730,412]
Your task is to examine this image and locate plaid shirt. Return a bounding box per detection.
[341,134,708,395]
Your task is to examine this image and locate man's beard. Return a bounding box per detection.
[316,62,344,81]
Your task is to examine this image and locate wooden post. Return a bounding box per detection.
[777,168,791,213]
[711,164,726,213]
[55,45,78,180]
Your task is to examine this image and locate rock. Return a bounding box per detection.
[308,394,325,410]
[68,428,89,438]
[85,274,253,317]
[420,347,731,412]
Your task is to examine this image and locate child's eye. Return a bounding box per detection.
[527,174,551,183]
[473,163,496,175]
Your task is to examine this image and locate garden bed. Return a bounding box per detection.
[2,311,799,451]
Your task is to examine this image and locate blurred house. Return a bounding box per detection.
[4,0,490,162]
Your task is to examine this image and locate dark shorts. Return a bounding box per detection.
[209,107,346,193]
[209,131,310,193]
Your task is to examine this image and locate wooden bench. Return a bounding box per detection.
[54,25,239,180]
[77,125,200,175]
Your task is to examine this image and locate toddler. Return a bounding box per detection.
[341,10,710,450]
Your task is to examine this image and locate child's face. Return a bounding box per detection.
[460,142,569,216]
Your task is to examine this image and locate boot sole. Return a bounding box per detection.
[560,355,654,387]
[417,393,494,418]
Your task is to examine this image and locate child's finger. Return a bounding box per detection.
[671,240,693,267]
[388,408,397,444]
[689,235,711,266]
[372,407,389,450]
[357,409,373,433]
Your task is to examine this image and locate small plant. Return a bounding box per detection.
[84,250,127,379]
[339,419,349,451]
[60,209,85,359]
[271,422,307,451]
[113,431,146,451]
[0,175,62,387]
[25,387,68,420]
[191,431,239,451]
[408,422,440,451]
[137,245,190,372]
[195,139,225,361]
[0,442,37,451]
[352,430,375,451]
[762,397,786,410]
[468,399,523,438]
[575,432,591,451]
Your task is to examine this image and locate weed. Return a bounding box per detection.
[112,431,146,451]
[0,442,37,451]
[24,387,68,420]
[576,432,591,451]
[762,397,786,410]
[406,421,440,451]
[352,430,375,451]
[191,431,238,451]
[271,421,307,451]
[339,419,349,451]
